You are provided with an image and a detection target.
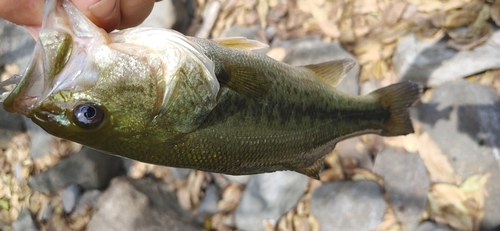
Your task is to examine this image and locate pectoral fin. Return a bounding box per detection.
[301,59,356,88]
[214,37,269,51]
[218,62,269,98]
[295,157,324,180]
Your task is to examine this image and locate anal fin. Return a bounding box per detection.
[295,157,325,180]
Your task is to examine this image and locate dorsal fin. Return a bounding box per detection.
[295,157,325,180]
[218,62,269,98]
[213,37,269,51]
[301,59,356,87]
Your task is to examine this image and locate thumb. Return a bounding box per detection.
[73,0,156,32]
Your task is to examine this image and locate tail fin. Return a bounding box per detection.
[369,82,422,136]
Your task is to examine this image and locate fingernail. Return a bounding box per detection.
[88,0,117,19]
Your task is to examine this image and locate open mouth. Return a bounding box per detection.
[2,46,45,116]
[2,0,106,117]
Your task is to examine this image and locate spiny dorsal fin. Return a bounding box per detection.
[219,62,269,98]
[295,157,325,180]
[213,37,269,51]
[301,59,356,87]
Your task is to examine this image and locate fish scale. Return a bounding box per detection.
[2,0,421,179]
[141,82,390,176]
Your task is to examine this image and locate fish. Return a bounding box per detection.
[1,0,421,179]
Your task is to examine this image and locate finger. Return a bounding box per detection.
[0,0,44,26]
[82,0,122,32]
[116,0,155,29]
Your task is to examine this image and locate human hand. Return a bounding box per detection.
[0,0,157,32]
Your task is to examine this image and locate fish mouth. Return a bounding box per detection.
[3,0,107,117]
[2,40,44,116]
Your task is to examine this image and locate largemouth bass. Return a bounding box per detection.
[2,0,420,179]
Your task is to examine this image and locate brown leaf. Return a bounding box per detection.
[414,0,443,13]
[428,184,473,230]
[431,1,483,28]
[308,215,320,231]
[374,206,403,231]
[319,20,341,38]
[378,21,412,44]
[447,23,492,51]
[383,1,408,26]
[418,133,460,184]
[351,169,383,185]
[427,173,489,231]
[217,183,242,212]
[460,173,490,209]
[384,133,419,153]
[354,0,379,14]
[177,187,192,210]
[257,0,269,28]
[266,47,287,61]
[491,0,500,26]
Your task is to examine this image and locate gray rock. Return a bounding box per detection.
[282,40,360,95]
[87,177,202,231]
[360,80,383,96]
[197,184,220,222]
[0,106,25,149]
[29,147,124,194]
[0,107,25,132]
[235,171,308,231]
[169,167,192,180]
[417,80,500,230]
[310,180,386,231]
[335,137,374,170]
[223,25,262,41]
[75,189,101,216]
[373,148,429,224]
[12,208,38,231]
[0,20,36,70]
[393,31,500,87]
[14,162,24,182]
[61,184,82,214]
[24,119,54,159]
[140,0,193,33]
[415,221,457,231]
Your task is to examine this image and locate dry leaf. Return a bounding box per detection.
[491,0,500,26]
[266,47,287,61]
[431,1,483,28]
[427,173,489,231]
[383,1,408,26]
[354,0,379,14]
[378,21,412,44]
[428,184,473,230]
[447,3,492,50]
[257,0,269,28]
[417,133,460,184]
[319,20,341,38]
[383,133,419,153]
[177,187,192,210]
[414,0,443,13]
[460,173,490,209]
[217,183,242,212]
[375,206,404,231]
[351,169,383,185]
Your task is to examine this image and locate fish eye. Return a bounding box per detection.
[72,102,105,129]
